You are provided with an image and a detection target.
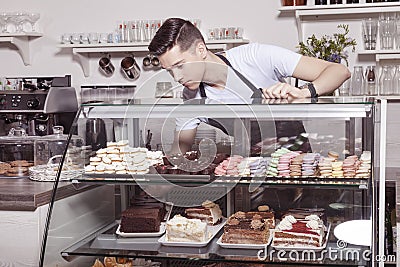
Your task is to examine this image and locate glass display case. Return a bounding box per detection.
[39,97,381,267]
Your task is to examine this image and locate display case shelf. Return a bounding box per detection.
[57,39,249,77]
[279,2,400,13]
[0,32,43,65]
[60,220,370,266]
[72,174,370,190]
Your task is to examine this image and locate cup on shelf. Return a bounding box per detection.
[281,0,307,5]
[88,32,99,44]
[98,54,115,76]
[362,18,378,50]
[99,33,108,44]
[61,33,71,44]
[379,18,396,50]
[121,55,141,80]
[70,33,81,44]
[80,33,89,44]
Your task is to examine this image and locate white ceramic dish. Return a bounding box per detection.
[271,223,331,251]
[333,220,371,246]
[158,218,226,247]
[116,222,166,237]
[216,230,273,249]
[116,202,173,238]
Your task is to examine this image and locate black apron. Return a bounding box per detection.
[186,54,311,153]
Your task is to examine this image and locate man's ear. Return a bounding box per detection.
[197,42,207,59]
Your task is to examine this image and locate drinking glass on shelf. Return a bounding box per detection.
[99,33,108,43]
[235,27,244,39]
[379,18,395,50]
[26,12,40,32]
[0,13,7,33]
[393,65,400,95]
[80,33,89,44]
[70,33,81,44]
[379,65,394,95]
[61,33,71,44]
[362,18,378,50]
[207,29,215,40]
[351,66,364,95]
[88,32,99,44]
[8,12,24,33]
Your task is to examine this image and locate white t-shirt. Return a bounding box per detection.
[176,43,302,131]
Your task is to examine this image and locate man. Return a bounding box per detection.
[148,18,351,155]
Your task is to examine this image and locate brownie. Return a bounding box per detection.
[120,206,163,233]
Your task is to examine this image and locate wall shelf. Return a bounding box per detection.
[279,3,400,42]
[58,39,250,77]
[0,32,43,65]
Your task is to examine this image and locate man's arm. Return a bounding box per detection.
[262,56,351,98]
[170,128,197,154]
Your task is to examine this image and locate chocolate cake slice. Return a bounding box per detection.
[221,207,275,244]
[120,206,163,233]
[185,200,222,225]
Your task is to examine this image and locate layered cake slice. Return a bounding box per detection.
[166,214,208,242]
[272,213,327,248]
[185,200,223,225]
[120,205,164,233]
[221,205,275,244]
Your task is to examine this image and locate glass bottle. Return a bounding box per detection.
[351,66,364,95]
[365,65,377,95]
[379,65,394,95]
[392,65,400,95]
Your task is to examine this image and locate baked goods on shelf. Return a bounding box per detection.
[185,200,222,225]
[221,205,275,244]
[272,208,327,248]
[166,214,207,242]
[85,140,156,175]
[91,258,160,267]
[103,257,132,267]
[120,204,165,233]
[0,160,33,177]
[92,259,104,267]
[214,156,269,176]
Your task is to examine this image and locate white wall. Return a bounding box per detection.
[1,0,375,149]
[0,0,301,95]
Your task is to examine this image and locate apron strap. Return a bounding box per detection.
[215,54,263,98]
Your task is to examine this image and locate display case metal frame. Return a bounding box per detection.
[39,96,379,267]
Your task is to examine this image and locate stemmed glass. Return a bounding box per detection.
[27,12,40,32]
[0,13,7,33]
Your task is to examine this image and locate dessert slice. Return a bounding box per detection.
[185,200,223,225]
[166,215,208,242]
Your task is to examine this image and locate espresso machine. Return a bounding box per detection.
[0,75,77,136]
[0,75,78,177]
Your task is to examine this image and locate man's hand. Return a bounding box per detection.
[170,128,197,154]
[260,82,310,99]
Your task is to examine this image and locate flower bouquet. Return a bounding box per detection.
[297,24,357,66]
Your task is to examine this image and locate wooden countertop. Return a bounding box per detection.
[0,178,93,211]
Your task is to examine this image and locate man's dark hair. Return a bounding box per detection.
[148,18,206,56]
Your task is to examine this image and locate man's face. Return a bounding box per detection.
[158,44,206,90]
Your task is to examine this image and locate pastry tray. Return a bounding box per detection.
[158,218,226,247]
[216,229,273,249]
[271,223,331,251]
